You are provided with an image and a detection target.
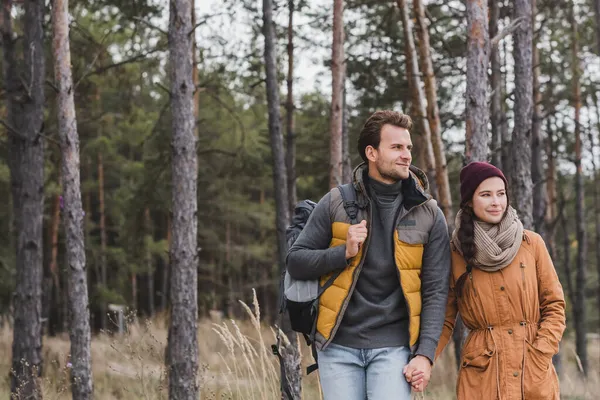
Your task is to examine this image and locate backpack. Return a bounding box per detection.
[273,183,359,376]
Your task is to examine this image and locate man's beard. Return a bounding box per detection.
[376,161,407,182]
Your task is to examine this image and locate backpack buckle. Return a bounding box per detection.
[344,200,358,221]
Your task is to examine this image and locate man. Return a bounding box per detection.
[286,110,450,399]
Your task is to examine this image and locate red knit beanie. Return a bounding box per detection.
[459,162,508,206]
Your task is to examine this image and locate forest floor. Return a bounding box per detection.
[0,303,598,399]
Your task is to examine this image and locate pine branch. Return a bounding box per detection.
[491,17,525,48]
[0,119,22,139]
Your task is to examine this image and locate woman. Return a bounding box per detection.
[414,162,566,399]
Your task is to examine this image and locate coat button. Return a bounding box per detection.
[513,372,519,377]
[500,286,505,291]
[508,329,513,334]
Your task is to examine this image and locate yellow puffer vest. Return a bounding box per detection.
[314,164,438,351]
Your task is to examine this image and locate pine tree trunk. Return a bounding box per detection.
[49,193,62,332]
[167,0,199,397]
[145,208,154,317]
[286,0,297,215]
[397,0,438,199]
[329,0,344,189]
[465,0,490,163]
[5,0,45,397]
[593,92,600,323]
[531,0,546,237]
[595,0,600,55]
[500,34,512,186]
[162,215,171,312]
[570,3,588,375]
[262,0,301,398]
[98,152,108,330]
[512,0,534,230]
[342,81,352,183]
[545,117,557,256]
[561,209,574,307]
[489,0,502,168]
[412,0,452,221]
[52,1,94,396]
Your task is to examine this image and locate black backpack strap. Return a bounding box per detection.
[338,183,359,224]
[307,344,319,374]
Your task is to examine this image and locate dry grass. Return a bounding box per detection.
[0,292,598,399]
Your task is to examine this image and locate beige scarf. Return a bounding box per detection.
[452,206,524,272]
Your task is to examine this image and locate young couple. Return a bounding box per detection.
[286,110,565,399]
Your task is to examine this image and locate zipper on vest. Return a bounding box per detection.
[394,198,430,347]
[520,262,526,291]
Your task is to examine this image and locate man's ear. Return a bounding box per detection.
[365,145,377,162]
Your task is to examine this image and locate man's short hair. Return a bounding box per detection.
[357,110,413,163]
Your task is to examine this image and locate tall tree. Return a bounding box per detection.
[569,2,588,376]
[342,83,352,183]
[595,0,600,55]
[4,0,45,397]
[286,0,297,215]
[262,0,301,398]
[531,0,546,236]
[330,0,344,188]
[98,151,107,330]
[489,0,502,168]
[397,0,438,199]
[590,92,600,340]
[167,0,199,398]
[52,0,93,397]
[465,0,490,162]
[511,0,533,229]
[412,0,452,221]
[145,207,154,316]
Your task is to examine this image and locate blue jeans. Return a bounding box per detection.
[317,343,412,400]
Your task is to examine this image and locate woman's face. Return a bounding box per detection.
[470,177,508,224]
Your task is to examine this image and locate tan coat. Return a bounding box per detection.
[436,230,566,400]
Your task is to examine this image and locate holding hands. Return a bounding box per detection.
[403,355,432,393]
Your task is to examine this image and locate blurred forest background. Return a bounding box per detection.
[1,0,599,399]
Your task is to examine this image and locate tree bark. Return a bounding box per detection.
[145,207,154,316]
[595,0,600,55]
[412,0,452,221]
[286,0,297,215]
[162,215,171,312]
[262,0,301,398]
[465,0,490,163]
[397,0,438,199]
[511,0,534,230]
[570,3,588,376]
[531,0,546,237]
[98,152,107,330]
[5,0,45,397]
[500,30,512,186]
[49,193,62,332]
[545,116,557,256]
[593,92,600,325]
[167,0,199,398]
[52,0,94,396]
[329,0,344,189]
[489,0,502,168]
[342,81,352,183]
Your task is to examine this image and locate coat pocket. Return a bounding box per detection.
[524,340,552,382]
[523,340,558,399]
[461,348,495,371]
[458,348,496,398]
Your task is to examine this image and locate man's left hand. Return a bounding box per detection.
[402,355,431,392]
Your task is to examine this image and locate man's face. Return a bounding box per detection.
[366,124,412,184]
